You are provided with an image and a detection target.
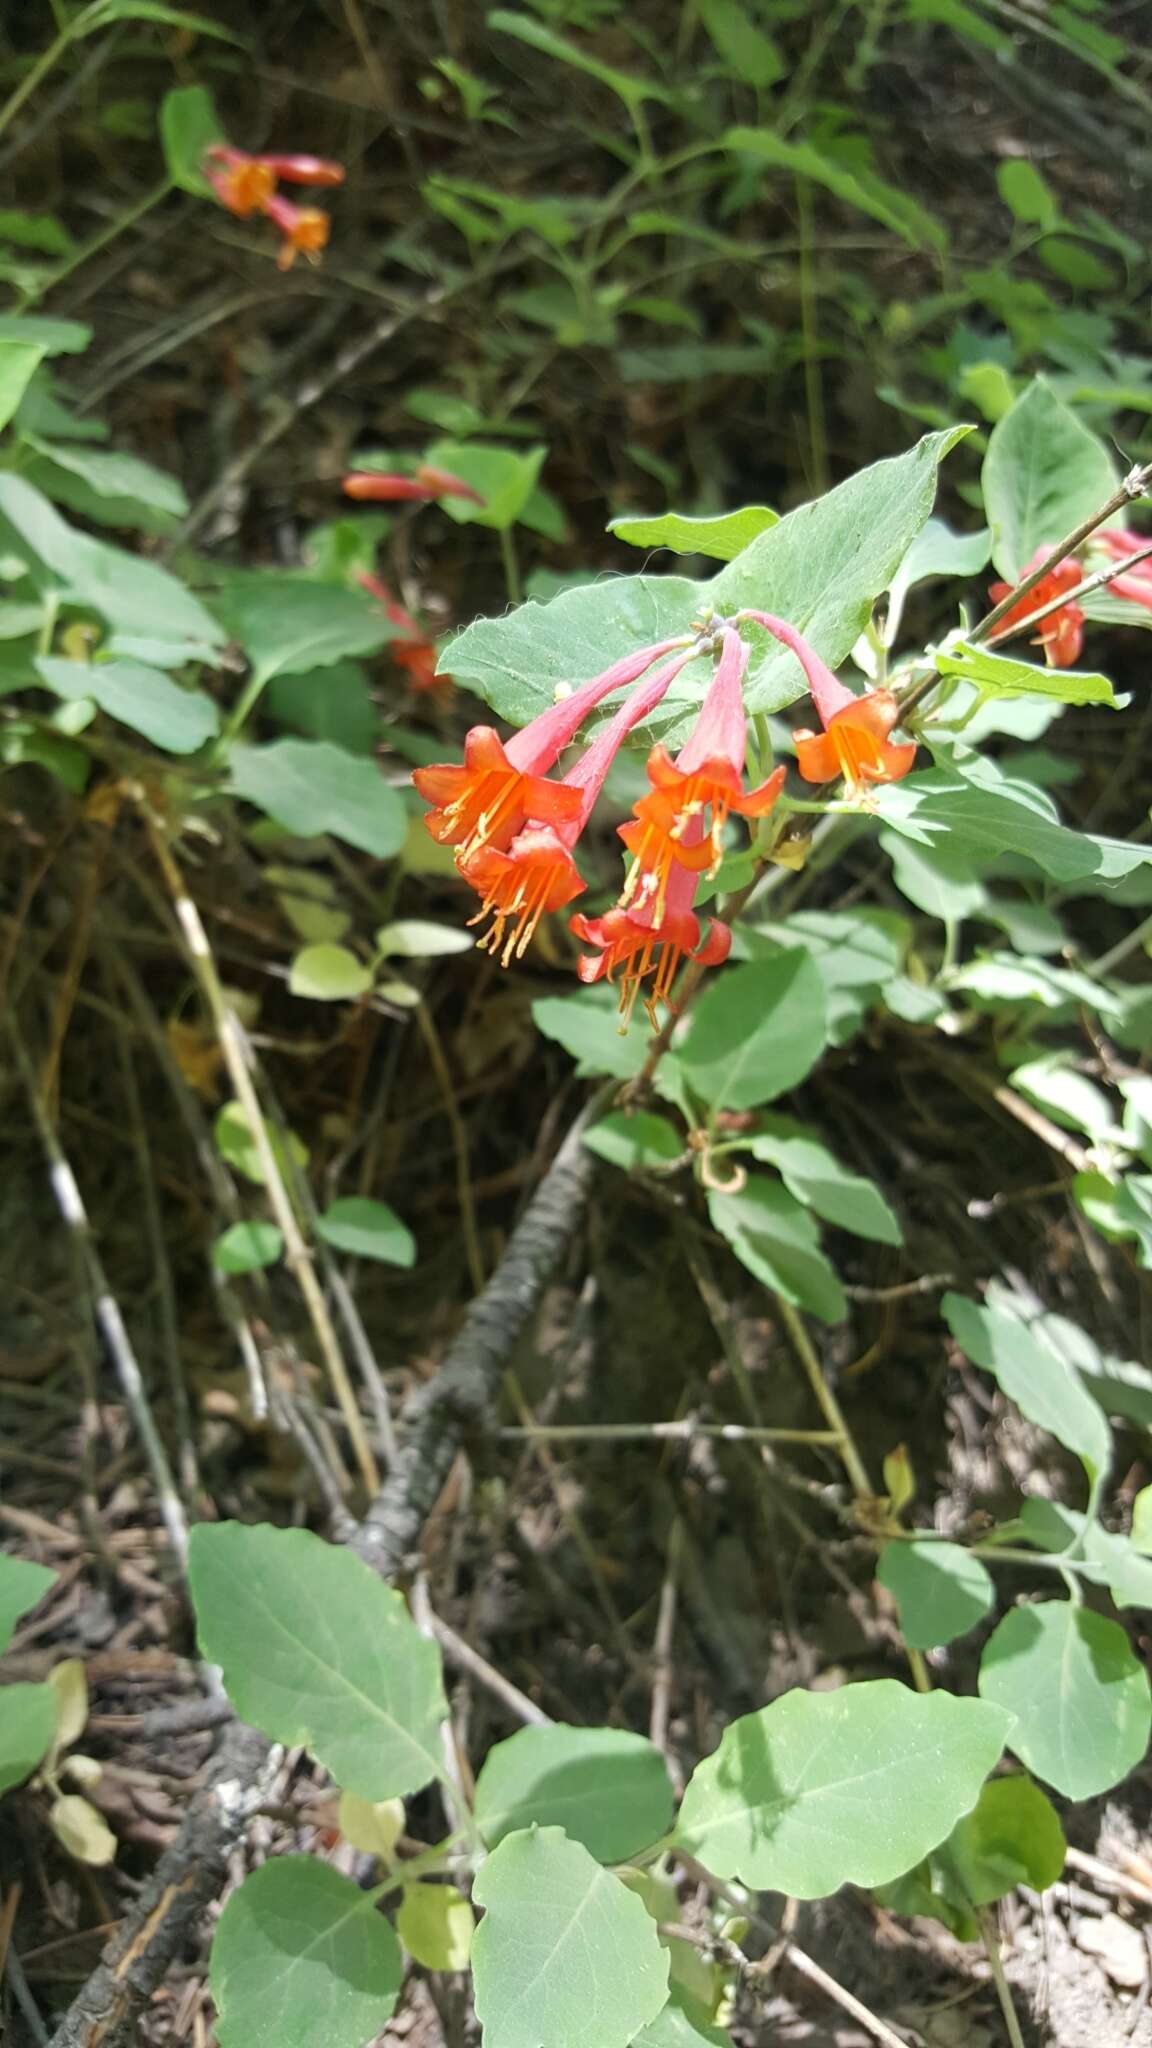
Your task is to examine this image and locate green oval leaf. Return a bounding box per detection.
[876,1539,994,1649]
[0,1682,57,1795]
[211,1858,402,2048]
[608,505,778,562]
[679,952,827,1113]
[675,1680,1010,1896]
[946,1774,1066,1904]
[288,943,374,1002]
[35,657,218,754]
[187,1523,448,1799]
[979,1601,1150,1799]
[708,1174,846,1323]
[231,740,406,858]
[472,1827,670,2048]
[943,1291,1111,1488]
[396,1883,474,1970]
[0,1556,57,1654]
[211,1221,283,1274]
[582,1111,683,1174]
[474,1724,676,1864]
[159,84,222,196]
[316,1197,415,1267]
[982,378,1118,579]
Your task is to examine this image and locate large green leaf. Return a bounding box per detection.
[472,1827,670,2048]
[876,1539,994,1649]
[943,1291,1111,1488]
[447,431,966,728]
[708,1174,846,1323]
[532,986,652,1081]
[474,1724,675,1864]
[217,579,395,689]
[211,1858,402,2048]
[0,475,224,653]
[743,908,908,1044]
[875,757,1142,887]
[678,952,827,1112]
[744,1115,901,1243]
[35,656,218,754]
[675,1680,1009,1895]
[187,1523,447,1799]
[608,506,778,562]
[981,378,1118,578]
[0,1682,56,1795]
[230,740,406,858]
[0,1556,56,1653]
[979,1602,1150,1799]
[0,340,45,432]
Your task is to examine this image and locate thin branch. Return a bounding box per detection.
[971,460,1152,643]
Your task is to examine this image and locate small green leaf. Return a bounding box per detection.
[1016,1499,1152,1611]
[316,1197,415,1267]
[211,1858,402,2048]
[24,435,187,528]
[0,1556,57,1654]
[474,1724,676,1864]
[946,1773,1065,1904]
[214,1101,308,1188]
[726,128,945,252]
[936,641,1116,707]
[675,1681,1010,1895]
[48,1793,117,1866]
[532,986,650,1081]
[996,159,1058,230]
[159,84,222,195]
[582,1111,683,1174]
[265,865,350,945]
[188,1523,448,1799]
[231,740,406,859]
[679,953,827,1113]
[35,657,218,754]
[0,340,45,433]
[422,440,547,532]
[699,0,783,83]
[708,1174,846,1324]
[212,1221,283,1274]
[487,10,674,113]
[78,1,245,41]
[631,1996,735,2048]
[0,1683,56,1795]
[397,1883,474,1970]
[472,1827,670,2048]
[375,919,473,958]
[608,505,778,562]
[943,1291,1111,1487]
[979,1602,1150,1798]
[876,1540,994,1649]
[288,943,374,1002]
[982,378,1117,578]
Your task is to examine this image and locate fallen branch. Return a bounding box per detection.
[45,1096,601,2048]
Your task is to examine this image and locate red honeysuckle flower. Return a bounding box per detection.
[740,608,917,795]
[618,624,785,924]
[358,572,451,695]
[258,154,345,187]
[572,823,732,1029]
[411,636,693,866]
[204,146,277,218]
[342,466,485,506]
[987,547,1085,668]
[1093,528,1152,610]
[458,645,696,966]
[260,194,330,269]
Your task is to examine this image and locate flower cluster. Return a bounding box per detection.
[413,612,918,1027]
[204,146,344,270]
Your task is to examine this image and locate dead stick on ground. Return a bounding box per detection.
[45,1091,603,2048]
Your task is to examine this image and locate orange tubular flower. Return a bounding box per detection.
[459,646,696,966]
[618,624,785,924]
[343,467,485,506]
[740,608,917,797]
[261,194,330,269]
[412,636,692,868]
[204,146,277,218]
[987,547,1085,667]
[258,154,345,187]
[572,821,732,1029]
